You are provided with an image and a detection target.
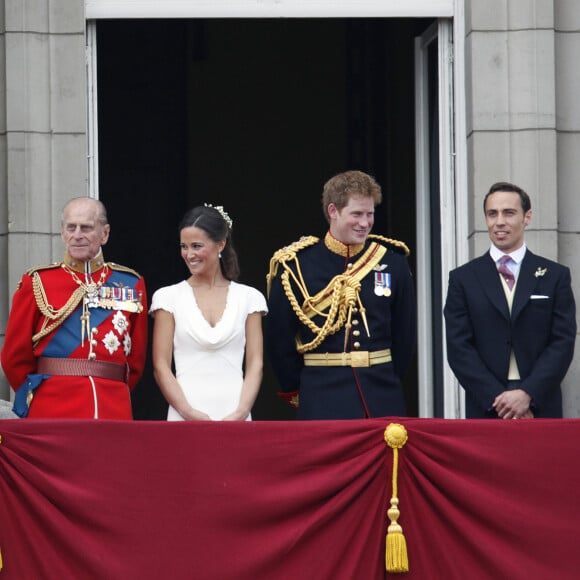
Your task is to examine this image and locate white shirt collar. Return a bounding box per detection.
[490,244,527,265]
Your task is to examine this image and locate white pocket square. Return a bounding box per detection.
[530,294,549,299]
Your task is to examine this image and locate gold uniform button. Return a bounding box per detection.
[352,319,359,326]
[353,342,361,349]
[353,330,361,337]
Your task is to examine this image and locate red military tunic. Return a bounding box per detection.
[1,252,148,419]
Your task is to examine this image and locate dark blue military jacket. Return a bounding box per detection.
[266,234,416,419]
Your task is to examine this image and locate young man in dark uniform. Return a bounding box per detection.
[266,170,416,419]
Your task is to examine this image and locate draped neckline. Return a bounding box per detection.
[187,281,231,329]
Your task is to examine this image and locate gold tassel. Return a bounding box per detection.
[384,423,409,573]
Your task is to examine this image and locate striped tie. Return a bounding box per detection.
[498,255,515,290]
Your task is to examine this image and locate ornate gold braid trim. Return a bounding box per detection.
[282,271,353,353]
[31,271,86,346]
[266,236,319,297]
[268,237,385,354]
[109,262,142,278]
[26,263,59,276]
[368,234,410,256]
[302,244,385,318]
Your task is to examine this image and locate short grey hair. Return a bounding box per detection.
[61,197,109,226]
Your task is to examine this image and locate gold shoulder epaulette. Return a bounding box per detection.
[26,262,61,276]
[368,234,410,257]
[275,235,319,257]
[108,262,142,278]
[266,236,319,296]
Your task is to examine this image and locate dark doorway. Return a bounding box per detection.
[96,17,434,420]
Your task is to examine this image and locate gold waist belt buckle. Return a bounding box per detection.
[303,348,392,368]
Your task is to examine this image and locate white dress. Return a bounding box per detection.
[150,280,267,421]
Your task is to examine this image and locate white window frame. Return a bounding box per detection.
[414,12,468,419]
[85,0,453,19]
[85,0,468,418]
[86,23,99,199]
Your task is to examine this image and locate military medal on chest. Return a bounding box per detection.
[85,282,100,308]
[97,285,143,313]
[374,271,392,297]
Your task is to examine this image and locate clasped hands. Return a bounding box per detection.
[492,389,534,419]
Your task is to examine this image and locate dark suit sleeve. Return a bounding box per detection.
[515,265,576,409]
[265,272,303,393]
[443,268,506,413]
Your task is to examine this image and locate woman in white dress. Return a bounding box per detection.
[150,204,267,421]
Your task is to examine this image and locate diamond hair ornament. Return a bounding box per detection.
[204,203,233,229]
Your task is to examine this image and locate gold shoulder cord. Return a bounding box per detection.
[26,262,59,276]
[31,271,85,347]
[267,237,385,353]
[108,262,142,278]
[266,236,319,296]
[368,234,410,256]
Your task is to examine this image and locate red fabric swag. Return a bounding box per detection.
[0,418,579,579]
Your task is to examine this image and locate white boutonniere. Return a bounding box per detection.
[535,267,547,278]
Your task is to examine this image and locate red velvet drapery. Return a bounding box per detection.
[1,418,579,579]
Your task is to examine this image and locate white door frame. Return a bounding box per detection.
[85,0,454,19]
[414,18,466,418]
[86,23,99,199]
[85,0,468,418]
[414,23,438,418]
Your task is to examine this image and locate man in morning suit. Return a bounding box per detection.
[266,170,416,419]
[444,182,576,418]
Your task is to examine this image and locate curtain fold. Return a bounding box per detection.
[1,418,579,579]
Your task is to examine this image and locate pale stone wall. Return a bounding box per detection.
[0,6,8,400]
[463,0,580,416]
[555,0,580,416]
[0,0,87,400]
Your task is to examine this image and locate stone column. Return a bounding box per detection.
[465,0,558,256]
[0,0,87,400]
[464,0,579,416]
[0,7,7,399]
[555,0,580,416]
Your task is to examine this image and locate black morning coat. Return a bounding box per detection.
[444,250,576,418]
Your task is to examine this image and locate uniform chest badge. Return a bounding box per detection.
[374,272,392,297]
[103,330,121,354]
[112,311,129,335]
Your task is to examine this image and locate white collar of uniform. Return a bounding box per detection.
[489,244,527,266]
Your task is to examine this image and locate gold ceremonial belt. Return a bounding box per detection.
[303,349,392,368]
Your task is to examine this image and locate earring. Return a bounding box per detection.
[218,252,222,259]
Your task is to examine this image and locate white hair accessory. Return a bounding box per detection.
[204,203,233,229]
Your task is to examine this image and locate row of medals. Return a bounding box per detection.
[84,283,143,313]
[374,272,392,297]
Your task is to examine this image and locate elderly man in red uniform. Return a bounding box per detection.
[1,197,148,419]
